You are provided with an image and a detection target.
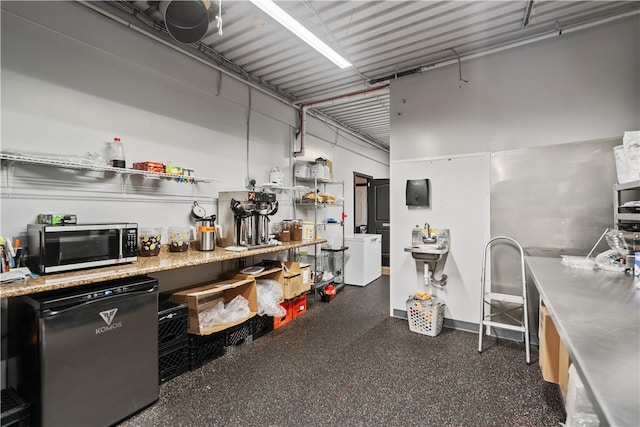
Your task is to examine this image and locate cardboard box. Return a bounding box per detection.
[164,165,184,175]
[227,267,284,283]
[227,266,285,303]
[539,301,560,383]
[133,161,164,173]
[287,262,311,299]
[37,213,77,225]
[263,261,311,300]
[168,278,257,336]
[539,300,570,387]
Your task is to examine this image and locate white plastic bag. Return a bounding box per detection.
[199,295,250,328]
[565,364,600,427]
[256,279,287,317]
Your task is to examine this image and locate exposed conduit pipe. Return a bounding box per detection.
[368,9,640,85]
[246,87,252,184]
[295,84,390,157]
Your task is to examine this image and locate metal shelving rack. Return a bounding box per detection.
[293,160,346,298]
[1,152,218,197]
[613,180,640,231]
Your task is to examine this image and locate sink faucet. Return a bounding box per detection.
[423,223,431,241]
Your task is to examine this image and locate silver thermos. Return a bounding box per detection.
[197,216,216,251]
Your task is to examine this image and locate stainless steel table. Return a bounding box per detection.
[525,256,640,427]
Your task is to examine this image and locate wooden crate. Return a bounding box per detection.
[168,278,257,336]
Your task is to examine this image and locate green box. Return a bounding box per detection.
[37,214,77,226]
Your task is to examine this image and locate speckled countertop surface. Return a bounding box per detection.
[0,240,324,299]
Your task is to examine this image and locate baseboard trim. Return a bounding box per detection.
[392,310,538,345]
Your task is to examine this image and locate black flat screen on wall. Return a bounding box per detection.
[406,179,430,206]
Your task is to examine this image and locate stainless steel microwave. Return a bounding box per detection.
[27,223,138,274]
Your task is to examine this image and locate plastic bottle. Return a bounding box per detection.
[412,225,421,245]
[109,137,126,168]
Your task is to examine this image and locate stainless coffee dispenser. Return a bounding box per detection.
[218,191,278,248]
[196,215,216,251]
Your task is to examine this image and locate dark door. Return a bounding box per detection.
[367,179,390,266]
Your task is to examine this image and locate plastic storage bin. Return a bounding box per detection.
[188,330,226,370]
[224,318,254,353]
[159,340,189,383]
[252,314,274,340]
[158,300,188,349]
[406,296,445,337]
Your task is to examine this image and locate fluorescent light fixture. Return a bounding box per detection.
[249,0,352,69]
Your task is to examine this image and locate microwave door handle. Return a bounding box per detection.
[118,228,123,259]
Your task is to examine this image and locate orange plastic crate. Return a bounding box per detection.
[291,294,307,318]
[273,301,292,329]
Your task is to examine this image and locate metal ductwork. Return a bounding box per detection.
[159,1,219,44]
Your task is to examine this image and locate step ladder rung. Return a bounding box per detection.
[483,292,523,304]
[481,320,525,332]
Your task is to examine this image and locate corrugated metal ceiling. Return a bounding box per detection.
[116,1,639,151]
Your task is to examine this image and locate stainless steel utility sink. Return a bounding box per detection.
[405,228,450,287]
[404,243,448,261]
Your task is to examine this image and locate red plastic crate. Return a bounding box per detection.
[273,301,292,329]
[290,294,307,318]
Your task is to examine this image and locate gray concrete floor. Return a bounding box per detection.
[121,275,565,426]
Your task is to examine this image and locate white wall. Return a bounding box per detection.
[390,15,640,160]
[390,154,490,325]
[0,1,389,248]
[389,15,640,324]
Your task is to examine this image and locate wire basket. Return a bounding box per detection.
[406,296,445,337]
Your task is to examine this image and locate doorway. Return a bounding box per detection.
[353,173,390,267]
[353,172,371,234]
[367,179,390,267]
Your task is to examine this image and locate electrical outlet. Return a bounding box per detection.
[245,177,256,189]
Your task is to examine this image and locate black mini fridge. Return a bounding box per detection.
[10,276,159,427]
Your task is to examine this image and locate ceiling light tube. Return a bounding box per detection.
[249,0,352,69]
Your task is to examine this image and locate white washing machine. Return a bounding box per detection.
[344,234,382,286]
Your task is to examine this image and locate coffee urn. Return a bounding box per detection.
[218,191,278,248]
[196,215,216,251]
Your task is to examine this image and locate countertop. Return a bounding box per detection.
[525,256,640,427]
[0,240,324,299]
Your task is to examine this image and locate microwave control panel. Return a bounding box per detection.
[124,228,138,257]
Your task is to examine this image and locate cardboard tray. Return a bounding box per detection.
[169,278,257,336]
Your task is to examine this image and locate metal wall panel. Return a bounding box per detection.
[488,138,619,334]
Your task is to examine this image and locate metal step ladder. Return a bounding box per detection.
[478,236,530,364]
